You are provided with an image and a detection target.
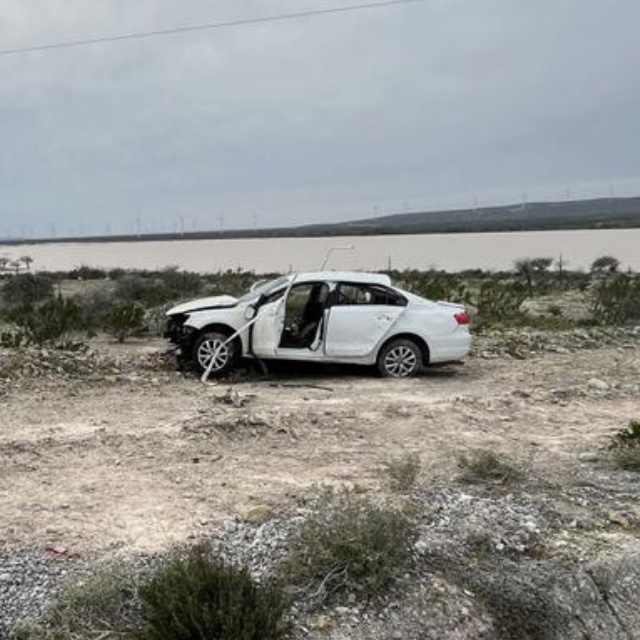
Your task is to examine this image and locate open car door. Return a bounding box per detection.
[251,297,286,358]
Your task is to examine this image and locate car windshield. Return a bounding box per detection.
[237,275,292,303]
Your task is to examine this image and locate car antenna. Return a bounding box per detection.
[320,245,354,270]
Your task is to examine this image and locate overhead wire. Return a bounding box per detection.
[0,0,431,57]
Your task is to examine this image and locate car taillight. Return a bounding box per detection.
[454,311,470,325]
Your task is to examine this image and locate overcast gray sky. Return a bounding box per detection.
[0,0,638,237]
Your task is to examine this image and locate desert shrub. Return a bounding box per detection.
[108,267,127,280]
[610,419,640,448]
[105,301,147,342]
[457,450,523,484]
[278,488,418,604]
[66,265,109,280]
[113,269,204,306]
[156,267,204,298]
[591,274,640,324]
[8,619,46,640]
[2,273,54,307]
[505,313,576,332]
[426,544,569,640]
[75,289,117,335]
[611,448,640,471]
[466,561,568,640]
[474,280,528,326]
[387,269,469,303]
[609,420,640,471]
[50,563,139,638]
[114,275,170,306]
[10,563,141,640]
[138,545,288,640]
[380,453,421,492]
[204,270,269,298]
[4,298,84,346]
[0,330,26,348]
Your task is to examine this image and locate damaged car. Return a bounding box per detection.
[164,271,471,379]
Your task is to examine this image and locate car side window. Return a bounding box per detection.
[335,283,407,307]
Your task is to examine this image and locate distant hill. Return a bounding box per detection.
[2,196,640,245]
[292,196,640,236]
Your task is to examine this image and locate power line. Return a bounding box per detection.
[0,0,431,57]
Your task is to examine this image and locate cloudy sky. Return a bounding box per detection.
[0,0,638,238]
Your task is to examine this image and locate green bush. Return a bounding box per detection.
[591,274,640,324]
[114,269,205,306]
[156,267,204,298]
[278,488,418,604]
[2,273,54,307]
[114,275,170,306]
[76,289,117,336]
[475,280,528,326]
[390,270,469,303]
[610,420,640,448]
[139,545,288,640]
[4,297,84,346]
[609,420,640,471]
[105,301,147,342]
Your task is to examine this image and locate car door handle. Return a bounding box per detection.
[376,313,393,322]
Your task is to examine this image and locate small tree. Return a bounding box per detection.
[514,257,553,295]
[9,260,22,275]
[590,255,620,274]
[20,255,34,271]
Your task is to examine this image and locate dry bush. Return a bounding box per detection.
[457,450,524,485]
[380,453,421,492]
[278,487,418,605]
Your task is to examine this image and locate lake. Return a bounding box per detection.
[1,229,639,273]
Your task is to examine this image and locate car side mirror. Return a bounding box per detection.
[244,305,257,321]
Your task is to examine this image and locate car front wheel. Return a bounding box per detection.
[377,338,423,378]
[193,331,239,377]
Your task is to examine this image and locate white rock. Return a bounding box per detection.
[587,378,610,391]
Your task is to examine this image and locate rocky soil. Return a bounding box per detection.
[1,329,639,639]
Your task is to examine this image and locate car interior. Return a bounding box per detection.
[279,282,330,349]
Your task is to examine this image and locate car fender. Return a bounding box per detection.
[184,308,250,353]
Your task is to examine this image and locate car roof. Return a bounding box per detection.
[290,271,392,286]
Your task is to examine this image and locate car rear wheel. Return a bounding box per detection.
[377,338,422,378]
[193,331,239,377]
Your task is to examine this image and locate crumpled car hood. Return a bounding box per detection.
[167,295,238,315]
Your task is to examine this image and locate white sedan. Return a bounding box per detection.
[164,271,471,379]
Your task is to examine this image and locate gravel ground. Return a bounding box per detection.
[1,329,640,638]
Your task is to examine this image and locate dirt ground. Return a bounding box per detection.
[1,339,639,556]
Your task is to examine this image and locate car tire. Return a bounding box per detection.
[377,338,423,378]
[192,331,239,377]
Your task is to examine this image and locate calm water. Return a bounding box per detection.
[1,229,639,273]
